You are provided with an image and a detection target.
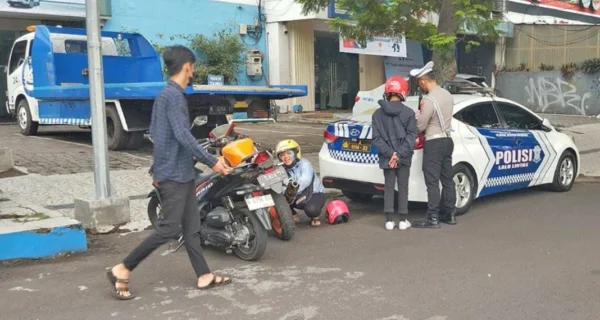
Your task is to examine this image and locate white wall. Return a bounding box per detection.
[266,22,292,111]
[211,0,328,22]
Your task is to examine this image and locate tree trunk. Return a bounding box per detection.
[432,0,458,83]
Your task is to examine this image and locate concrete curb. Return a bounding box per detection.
[575,175,600,184]
[0,197,87,261]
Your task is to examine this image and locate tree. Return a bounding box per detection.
[297,0,503,82]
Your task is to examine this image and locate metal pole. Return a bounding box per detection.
[86,0,111,199]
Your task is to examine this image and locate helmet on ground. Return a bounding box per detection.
[384,76,409,101]
[326,200,350,225]
[275,139,302,160]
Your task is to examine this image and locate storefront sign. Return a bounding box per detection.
[383,40,424,78]
[207,74,224,86]
[340,36,407,58]
[0,0,86,18]
[510,0,600,16]
[327,0,351,19]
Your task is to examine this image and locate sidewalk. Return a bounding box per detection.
[0,156,340,233]
[0,191,86,261]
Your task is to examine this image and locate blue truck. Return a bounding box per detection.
[5,25,307,150]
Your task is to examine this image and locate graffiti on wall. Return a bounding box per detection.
[525,77,591,115]
[496,72,600,116]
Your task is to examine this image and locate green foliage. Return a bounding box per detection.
[297,0,502,80]
[150,25,247,84]
[560,58,600,78]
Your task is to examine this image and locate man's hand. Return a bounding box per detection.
[389,152,399,168]
[212,158,232,175]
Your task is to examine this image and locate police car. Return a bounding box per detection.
[318,85,580,215]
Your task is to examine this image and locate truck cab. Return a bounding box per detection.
[6,27,119,136]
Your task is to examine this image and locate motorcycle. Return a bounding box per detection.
[196,122,296,241]
[146,117,290,261]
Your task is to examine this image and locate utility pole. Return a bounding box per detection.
[85,0,111,199]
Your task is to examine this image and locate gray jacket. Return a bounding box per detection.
[371,100,417,169]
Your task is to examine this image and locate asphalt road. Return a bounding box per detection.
[2,183,599,320]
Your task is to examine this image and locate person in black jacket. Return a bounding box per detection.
[371,76,417,230]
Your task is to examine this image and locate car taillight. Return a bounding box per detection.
[354,96,360,102]
[324,130,338,144]
[415,133,424,150]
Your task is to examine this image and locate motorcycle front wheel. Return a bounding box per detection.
[233,208,268,261]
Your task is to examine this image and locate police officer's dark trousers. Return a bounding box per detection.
[414,137,456,228]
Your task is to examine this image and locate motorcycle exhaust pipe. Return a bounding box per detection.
[284,180,299,204]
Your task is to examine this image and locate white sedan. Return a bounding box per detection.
[318,89,580,215]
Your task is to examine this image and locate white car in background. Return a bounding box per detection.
[352,74,488,116]
[318,83,579,215]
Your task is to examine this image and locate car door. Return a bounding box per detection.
[454,101,515,197]
[7,40,28,110]
[494,101,558,187]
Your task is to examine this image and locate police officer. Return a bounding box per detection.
[410,61,457,228]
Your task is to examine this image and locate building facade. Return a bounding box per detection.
[103,0,268,88]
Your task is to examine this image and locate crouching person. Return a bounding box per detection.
[371,76,417,230]
[275,139,326,227]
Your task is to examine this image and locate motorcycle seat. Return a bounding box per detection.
[195,172,216,185]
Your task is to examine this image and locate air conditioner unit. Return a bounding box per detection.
[492,0,506,13]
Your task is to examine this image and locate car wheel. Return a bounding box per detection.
[550,151,577,192]
[453,164,475,216]
[342,190,372,203]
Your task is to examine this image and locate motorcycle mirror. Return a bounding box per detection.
[192,116,208,127]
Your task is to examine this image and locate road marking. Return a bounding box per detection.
[236,127,323,137]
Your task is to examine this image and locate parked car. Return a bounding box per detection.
[318,84,580,215]
[351,73,488,117]
[7,0,40,8]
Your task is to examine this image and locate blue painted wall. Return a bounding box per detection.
[103,0,267,86]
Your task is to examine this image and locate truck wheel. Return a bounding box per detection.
[126,131,145,150]
[17,99,38,136]
[106,105,130,151]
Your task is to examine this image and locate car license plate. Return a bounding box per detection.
[245,194,275,211]
[257,166,288,188]
[341,139,371,153]
[209,105,228,115]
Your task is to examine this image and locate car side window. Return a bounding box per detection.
[8,40,27,75]
[454,103,502,129]
[495,102,542,130]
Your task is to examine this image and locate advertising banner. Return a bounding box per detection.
[340,35,407,58]
[1,0,85,18]
[383,40,424,78]
[510,0,600,16]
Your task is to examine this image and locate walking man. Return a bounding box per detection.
[410,61,457,228]
[106,45,233,300]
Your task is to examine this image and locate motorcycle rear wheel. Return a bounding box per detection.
[147,196,182,240]
[233,208,268,261]
[267,190,295,241]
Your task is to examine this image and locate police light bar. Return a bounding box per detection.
[443,80,495,96]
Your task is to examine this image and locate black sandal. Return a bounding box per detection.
[106,271,136,300]
[198,274,232,290]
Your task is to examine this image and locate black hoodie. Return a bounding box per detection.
[371,100,417,169]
